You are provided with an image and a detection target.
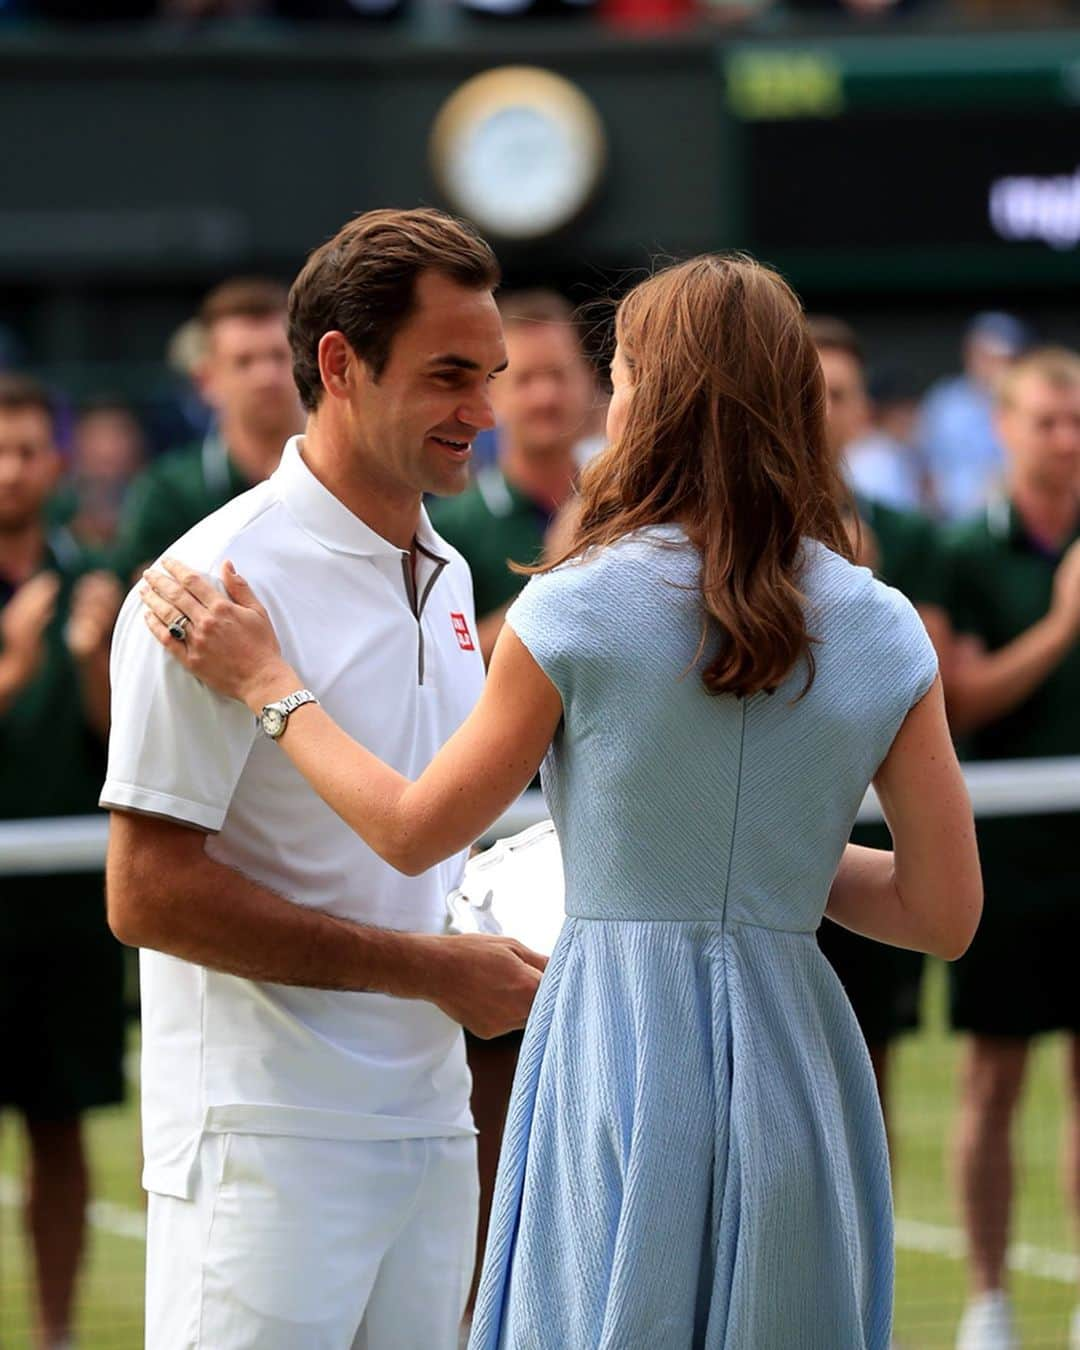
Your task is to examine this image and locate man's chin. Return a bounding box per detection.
[426,471,472,499]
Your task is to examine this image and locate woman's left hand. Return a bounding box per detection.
[140,558,299,713]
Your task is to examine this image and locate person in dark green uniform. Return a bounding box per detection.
[429,289,596,1313]
[112,277,303,581]
[940,348,1080,1350]
[430,290,595,663]
[0,373,125,1350]
[810,319,951,1123]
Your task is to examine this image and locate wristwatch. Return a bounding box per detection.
[259,689,318,740]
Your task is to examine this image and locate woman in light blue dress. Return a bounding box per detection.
[141,255,982,1348]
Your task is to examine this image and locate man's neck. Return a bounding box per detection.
[1010,475,1080,549]
[0,520,47,585]
[219,417,295,486]
[500,442,577,514]
[301,425,420,552]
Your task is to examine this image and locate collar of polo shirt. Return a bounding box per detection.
[276,436,447,562]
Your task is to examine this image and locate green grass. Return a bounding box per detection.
[0,1062,146,1350]
[0,968,1074,1349]
[893,966,1074,1349]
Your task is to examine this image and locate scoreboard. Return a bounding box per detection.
[722,33,1080,291]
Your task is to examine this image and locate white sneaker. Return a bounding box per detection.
[955,1291,1019,1350]
[1067,1304,1080,1350]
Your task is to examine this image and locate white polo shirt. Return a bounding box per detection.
[102,436,486,1198]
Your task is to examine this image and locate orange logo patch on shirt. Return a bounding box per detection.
[450,613,476,652]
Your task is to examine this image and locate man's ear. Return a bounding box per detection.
[318,332,367,402]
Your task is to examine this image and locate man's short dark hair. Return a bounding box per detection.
[0,372,55,426]
[806,315,864,367]
[199,277,289,331]
[288,208,501,412]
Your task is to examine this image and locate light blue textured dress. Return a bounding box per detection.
[468,527,938,1350]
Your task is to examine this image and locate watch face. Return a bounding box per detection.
[431,67,606,241]
[261,706,286,739]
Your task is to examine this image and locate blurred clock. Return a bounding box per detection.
[431,67,606,241]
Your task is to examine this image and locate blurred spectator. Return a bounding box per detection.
[163,314,214,446]
[0,373,125,1350]
[49,398,146,551]
[845,364,928,514]
[428,287,593,1317]
[919,311,1032,523]
[808,315,872,474]
[810,317,950,1135]
[785,0,931,12]
[431,289,594,663]
[941,348,1080,1350]
[112,276,302,580]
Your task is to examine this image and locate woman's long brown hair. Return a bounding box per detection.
[530,254,853,699]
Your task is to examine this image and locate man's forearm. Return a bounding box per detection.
[945,612,1073,734]
[107,826,444,998]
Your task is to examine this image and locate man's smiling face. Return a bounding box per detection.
[346,270,507,499]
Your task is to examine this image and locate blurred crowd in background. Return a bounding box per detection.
[5,279,1051,569]
[0,0,1069,30]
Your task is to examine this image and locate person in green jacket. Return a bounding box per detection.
[112,277,304,581]
[941,348,1080,1350]
[810,318,951,1128]
[0,372,125,1350]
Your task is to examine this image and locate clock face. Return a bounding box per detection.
[261,707,286,739]
[431,68,606,241]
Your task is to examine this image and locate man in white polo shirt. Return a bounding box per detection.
[101,208,544,1349]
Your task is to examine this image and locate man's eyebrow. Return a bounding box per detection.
[427,354,509,374]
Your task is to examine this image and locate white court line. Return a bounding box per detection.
[895,1217,1079,1285]
[0,1174,1075,1279]
[0,1174,146,1242]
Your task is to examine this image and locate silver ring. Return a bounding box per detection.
[167,614,191,643]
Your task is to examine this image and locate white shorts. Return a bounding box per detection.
[145,1131,479,1350]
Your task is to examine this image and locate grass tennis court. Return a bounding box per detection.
[0,964,1073,1349]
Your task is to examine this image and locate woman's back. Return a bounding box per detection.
[524,525,936,933]
[470,527,938,1350]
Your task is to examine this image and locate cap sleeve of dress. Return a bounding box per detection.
[885,584,939,721]
[505,562,594,709]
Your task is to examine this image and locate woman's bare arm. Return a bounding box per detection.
[826,677,982,961]
[249,625,560,874]
[140,559,562,875]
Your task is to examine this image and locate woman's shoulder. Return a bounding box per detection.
[802,541,936,688]
[524,525,696,595]
[803,539,896,613]
[508,527,696,653]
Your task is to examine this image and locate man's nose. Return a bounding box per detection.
[459,390,497,433]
